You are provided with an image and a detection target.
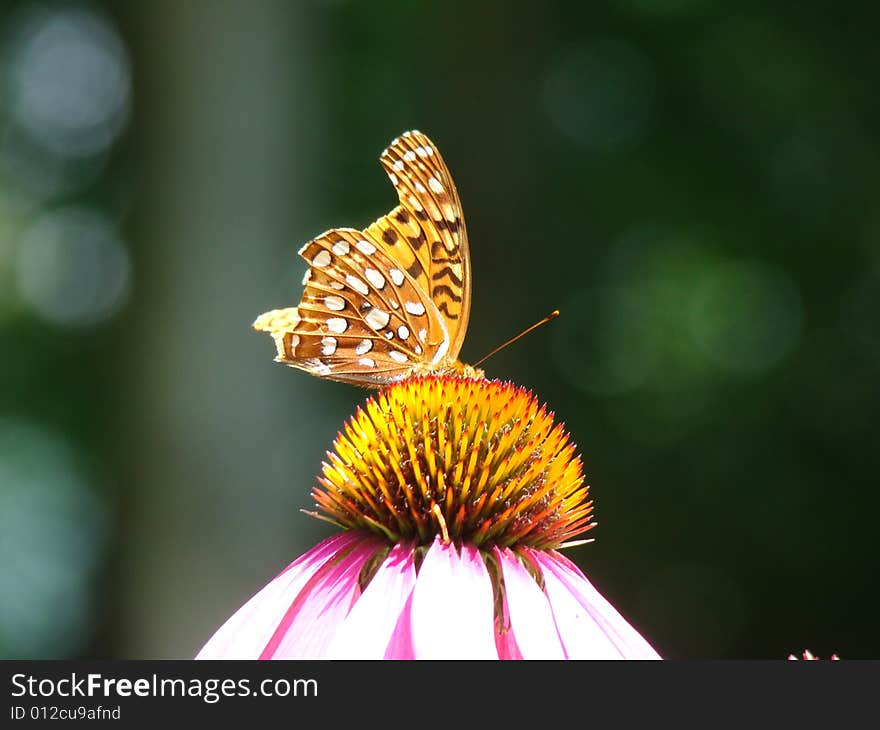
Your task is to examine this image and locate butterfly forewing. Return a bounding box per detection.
[369,131,471,360]
[254,130,470,386]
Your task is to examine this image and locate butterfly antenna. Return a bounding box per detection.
[473,310,560,368]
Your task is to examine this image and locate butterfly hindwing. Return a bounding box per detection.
[255,228,441,384]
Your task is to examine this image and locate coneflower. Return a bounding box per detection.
[788,650,840,660]
[196,376,660,659]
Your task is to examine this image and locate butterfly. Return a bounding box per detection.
[254,130,483,387]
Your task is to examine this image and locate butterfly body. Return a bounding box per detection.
[254,130,481,388]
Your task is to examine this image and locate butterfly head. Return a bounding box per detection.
[431,360,485,382]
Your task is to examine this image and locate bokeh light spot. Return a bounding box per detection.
[552,285,663,396]
[689,260,803,375]
[0,419,107,658]
[16,207,131,327]
[5,6,131,160]
[552,227,721,396]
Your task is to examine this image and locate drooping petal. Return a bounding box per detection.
[326,540,418,659]
[536,563,623,658]
[383,592,416,659]
[494,620,521,658]
[529,549,661,660]
[543,551,660,659]
[492,560,522,660]
[409,539,498,659]
[196,531,363,659]
[495,547,566,659]
[262,532,387,658]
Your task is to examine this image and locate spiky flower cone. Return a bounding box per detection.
[311,376,593,550]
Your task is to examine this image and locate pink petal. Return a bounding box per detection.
[409,539,498,659]
[263,532,387,658]
[530,549,661,660]
[196,532,362,659]
[326,540,418,659]
[492,563,522,660]
[383,591,416,659]
[495,547,566,659]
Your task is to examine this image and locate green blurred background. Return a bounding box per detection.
[1,0,877,659]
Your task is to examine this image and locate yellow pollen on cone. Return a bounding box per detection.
[309,376,595,550]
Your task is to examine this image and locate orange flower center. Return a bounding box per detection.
[308,376,594,550]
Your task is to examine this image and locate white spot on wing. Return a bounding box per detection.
[389,268,405,286]
[403,150,416,162]
[332,240,350,256]
[359,357,376,368]
[364,268,386,289]
[418,328,427,342]
[393,160,404,172]
[326,317,348,334]
[356,239,377,256]
[345,274,369,296]
[365,308,390,330]
[428,177,444,194]
[398,325,410,340]
[321,336,337,356]
[414,182,426,193]
[323,295,345,311]
[329,280,345,291]
[355,339,372,355]
[406,301,426,316]
[389,350,408,363]
[312,250,331,268]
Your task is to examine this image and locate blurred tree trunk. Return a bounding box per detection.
[115,0,320,658]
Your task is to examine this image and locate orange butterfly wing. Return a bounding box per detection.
[254,130,471,386]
